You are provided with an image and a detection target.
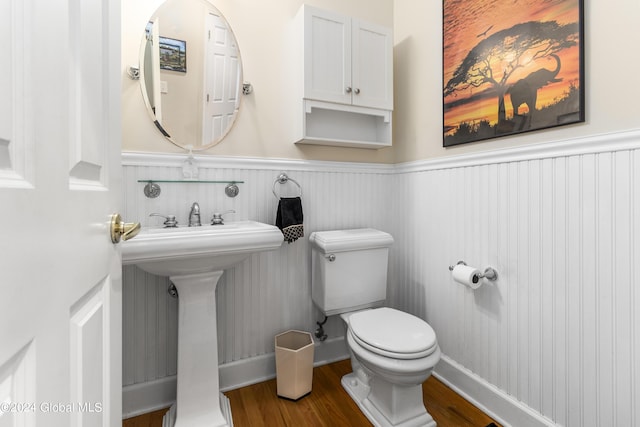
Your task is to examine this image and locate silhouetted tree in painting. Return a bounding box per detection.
[444,20,579,126]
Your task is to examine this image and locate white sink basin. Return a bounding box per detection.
[121,220,283,276]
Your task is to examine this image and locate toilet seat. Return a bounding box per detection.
[349,307,437,360]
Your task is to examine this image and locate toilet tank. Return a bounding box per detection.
[309,229,394,316]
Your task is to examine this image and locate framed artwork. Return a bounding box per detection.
[443,0,584,146]
[158,36,187,73]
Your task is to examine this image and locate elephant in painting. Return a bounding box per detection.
[507,54,562,121]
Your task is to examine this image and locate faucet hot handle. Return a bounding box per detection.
[211,209,235,225]
[149,213,178,228]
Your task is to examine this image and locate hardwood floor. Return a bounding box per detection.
[123,359,501,427]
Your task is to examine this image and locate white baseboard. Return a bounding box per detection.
[433,355,556,427]
[122,336,349,419]
[124,342,558,426]
[220,335,348,392]
[122,376,177,419]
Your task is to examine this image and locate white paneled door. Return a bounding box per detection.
[203,12,241,146]
[0,0,123,426]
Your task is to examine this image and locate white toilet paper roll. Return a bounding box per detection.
[452,264,482,289]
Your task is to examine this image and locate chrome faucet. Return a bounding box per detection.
[188,202,201,227]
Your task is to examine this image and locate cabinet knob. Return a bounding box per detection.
[345,86,352,93]
[354,88,360,94]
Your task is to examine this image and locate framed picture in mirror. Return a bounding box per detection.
[159,36,187,73]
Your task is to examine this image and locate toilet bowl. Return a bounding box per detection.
[309,229,440,427]
[341,308,440,427]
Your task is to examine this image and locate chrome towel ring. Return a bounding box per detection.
[272,173,302,199]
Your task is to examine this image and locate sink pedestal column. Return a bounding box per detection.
[162,271,233,427]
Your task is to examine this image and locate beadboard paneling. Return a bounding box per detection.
[122,129,640,426]
[391,142,640,427]
[121,161,393,387]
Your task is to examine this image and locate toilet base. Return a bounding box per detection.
[341,373,436,427]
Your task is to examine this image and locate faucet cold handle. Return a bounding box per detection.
[149,213,178,228]
[211,209,235,225]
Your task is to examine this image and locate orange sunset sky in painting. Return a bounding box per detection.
[443,0,581,132]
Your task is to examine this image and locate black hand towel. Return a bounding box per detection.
[276,197,304,243]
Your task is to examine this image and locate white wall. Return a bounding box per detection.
[391,129,640,426]
[121,0,396,164]
[121,154,394,416]
[121,0,640,425]
[122,131,640,426]
[150,0,207,147]
[388,1,640,424]
[124,0,640,164]
[393,0,640,163]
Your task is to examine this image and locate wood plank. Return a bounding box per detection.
[122,407,168,427]
[123,359,501,427]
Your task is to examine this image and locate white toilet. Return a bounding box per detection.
[310,229,441,427]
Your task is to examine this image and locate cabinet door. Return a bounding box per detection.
[304,6,352,105]
[351,19,393,110]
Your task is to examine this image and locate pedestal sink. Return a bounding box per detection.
[122,221,283,427]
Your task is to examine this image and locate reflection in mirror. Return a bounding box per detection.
[140,0,242,150]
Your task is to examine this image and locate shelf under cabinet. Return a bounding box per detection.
[295,100,392,149]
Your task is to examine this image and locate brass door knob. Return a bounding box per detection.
[110,213,141,243]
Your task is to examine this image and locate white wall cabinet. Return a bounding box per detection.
[303,7,393,110]
[291,5,393,149]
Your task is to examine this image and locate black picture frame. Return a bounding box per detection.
[443,0,585,146]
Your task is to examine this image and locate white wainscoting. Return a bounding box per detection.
[121,155,393,417]
[122,129,640,426]
[391,129,640,427]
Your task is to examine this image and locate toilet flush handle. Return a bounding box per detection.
[326,254,336,262]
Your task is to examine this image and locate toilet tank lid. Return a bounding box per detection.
[309,228,393,253]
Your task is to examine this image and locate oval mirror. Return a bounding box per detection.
[139,0,242,150]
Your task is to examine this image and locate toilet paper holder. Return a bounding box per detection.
[448,261,498,281]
